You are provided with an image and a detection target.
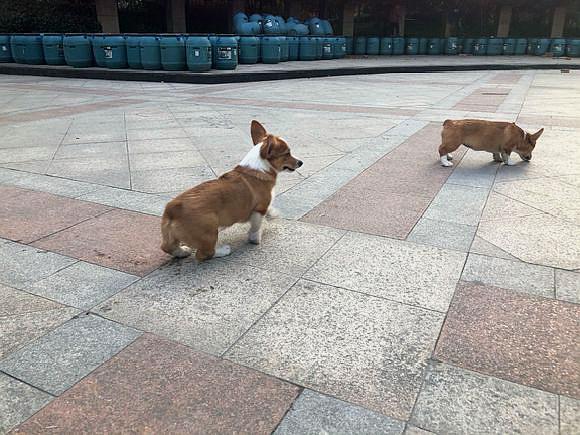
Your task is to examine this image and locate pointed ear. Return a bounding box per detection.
[259,135,273,159]
[251,120,267,145]
[530,128,544,141]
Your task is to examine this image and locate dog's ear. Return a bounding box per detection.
[530,128,544,141]
[259,135,274,159]
[251,120,268,145]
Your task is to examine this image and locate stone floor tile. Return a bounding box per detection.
[28,261,139,310]
[556,270,580,304]
[218,219,345,275]
[94,260,296,355]
[0,373,53,434]
[32,209,169,276]
[0,168,26,183]
[128,150,206,171]
[0,239,77,288]
[462,253,555,298]
[410,362,558,435]
[62,130,126,145]
[46,156,131,189]
[479,191,543,222]
[126,127,188,141]
[0,186,110,243]
[469,236,518,261]
[407,218,476,252]
[421,184,490,226]
[560,396,580,435]
[131,165,215,194]
[5,173,101,199]
[127,137,195,154]
[0,284,80,359]
[445,149,499,188]
[403,425,434,435]
[11,335,299,434]
[226,280,444,419]
[0,314,141,395]
[54,141,127,160]
[434,282,580,398]
[77,186,168,216]
[274,390,405,435]
[304,232,466,312]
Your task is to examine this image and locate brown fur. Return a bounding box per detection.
[439,119,544,164]
[161,120,302,262]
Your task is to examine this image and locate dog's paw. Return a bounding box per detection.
[172,246,192,258]
[440,157,453,167]
[214,245,231,258]
[505,158,516,166]
[447,153,453,161]
[266,206,280,219]
[248,231,262,245]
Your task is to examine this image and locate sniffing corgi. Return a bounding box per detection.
[438,119,544,167]
[161,120,302,262]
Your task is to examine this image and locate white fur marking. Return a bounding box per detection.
[440,155,453,167]
[506,157,516,166]
[248,211,264,244]
[447,153,453,160]
[240,142,271,172]
[171,246,192,258]
[214,245,231,257]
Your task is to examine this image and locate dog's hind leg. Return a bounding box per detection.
[161,220,192,258]
[438,142,460,167]
[493,152,503,162]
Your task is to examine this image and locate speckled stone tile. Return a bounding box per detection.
[434,282,580,398]
[11,334,300,435]
[560,396,580,435]
[0,373,53,434]
[226,280,444,420]
[274,390,405,435]
[0,314,141,395]
[0,186,110,243]
[94,259,297,355]
[304,232,466,312]
[0,284,80,359]
[421,184,489,226]
[410,362,558,435]
[32,209,169,276]
[462,253,554,298]
[407,218,476,252]
[556,270,580,304]
[469,236,518,261]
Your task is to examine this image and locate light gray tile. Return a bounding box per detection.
[28,262,139,310]
[0,373,53,434]
[410,363,558,435]
[129,150,206,171]
[304,232,466,312]
[0,314,141,395]
[560,396,580,435]
[77,186,169,216]
[469,235,519,261]
[274,390,405,435]
[94,260,297,355]
[446,150,499,188]
[226,280,444,420]
[556,270,580,304]
[6,173,101,198]
[127,127,188,141]
[54,141,127,160]
[47,157,130,189]
[127,137,195,154]
[131,166,214,194]
[462,253,555,298]
[407,218,476,252]
[404,426,434,435]
[422,184,490,226]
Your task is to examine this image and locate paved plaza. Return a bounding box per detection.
[0,68,579,434]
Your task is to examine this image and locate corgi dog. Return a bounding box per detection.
[161,120,302,262]
[438,119,544,167]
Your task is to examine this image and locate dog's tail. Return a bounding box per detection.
[163,200,183,221]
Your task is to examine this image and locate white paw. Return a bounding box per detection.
[447,153,453,161]
[214,245,231,258]
[172,246,192,258]
[440,156,453,167]
[266,206,279,219]
[248,231,262,245]
[505,158,516,166]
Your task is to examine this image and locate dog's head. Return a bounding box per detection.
[516,127,544,162]
[251,120,303,172]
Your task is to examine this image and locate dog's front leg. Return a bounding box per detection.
[493,152,503,162]
[501,151,515,166]
[248,211,265,244]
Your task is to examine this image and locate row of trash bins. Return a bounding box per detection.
[233,13,333,36]
[0,34,348,71]
[350,36,580,57]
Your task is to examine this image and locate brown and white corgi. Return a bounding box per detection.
[161,120,302,262]
[438,119,544,167]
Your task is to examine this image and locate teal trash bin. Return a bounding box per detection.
[14,34,44,64]
[380,37,393,55]
[503,38,515,55]
[354,36,366,55]
[103,35,127,68]
[406,38,419,55]
[261,36,281,63]
[186,35,211,71]
[298,36,316,61]
[288,36,299,60]
[427,38,441,55]
[314,36,323,59]
[321,37,333,59]
[473,38,488,56]
[514,38,527,55]
[392,37,405,55]
[418,38,428,54]
[10,35,20,62]
[535,38,550,55]
[214,36,237,70]
[140,36,161,70]
[366,37,380,55]
[279,36,289,61]
[345,36,353,54]
[0,35,12,62]
[42,34,65,65]
[239,36,260,64]
[487,38,503,55]
[462,38,474,54]
[126,35,142,68]
[160,34,186,70]
[550,38,566,57]
[445,37,460,55]
[566,39,580,57]
[91,34,107,67]
[332,37,341,59]
[63,34,92,67]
